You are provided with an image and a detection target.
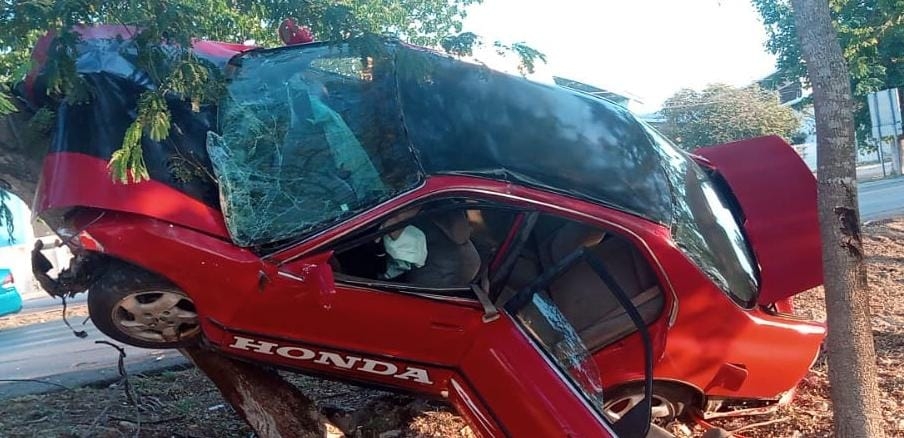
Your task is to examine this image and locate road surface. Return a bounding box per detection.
[18,294,86,314]
[0,176,900,400]
[859,177,904,221]
[0,319,187,400]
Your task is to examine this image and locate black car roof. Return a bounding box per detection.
[231,40,678,231]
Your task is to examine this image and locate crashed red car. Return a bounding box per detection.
[28,27,824,436]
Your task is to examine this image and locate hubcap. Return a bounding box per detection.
[603,393,680,422]
[111,291,200,343]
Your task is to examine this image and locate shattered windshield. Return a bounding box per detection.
[208,46,421,246]
[208,39,691,247]
[512,292,607,416]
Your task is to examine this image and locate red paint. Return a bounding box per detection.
[693,136,824,305]
[35,152,228,238]
[74,209,616,436]
[278,19,315,45]
[38,137,827,433]
[191,39,253,58]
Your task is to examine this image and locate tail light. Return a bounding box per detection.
[1,272,13,287]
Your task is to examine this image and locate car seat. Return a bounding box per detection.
[407,210,481,288]
[539,223,665,351]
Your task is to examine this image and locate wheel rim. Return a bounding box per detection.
[603,392,681,422]
[111,290,200,343]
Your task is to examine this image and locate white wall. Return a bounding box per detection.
[0,193,71,300]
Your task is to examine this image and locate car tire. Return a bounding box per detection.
[603,382,699,423]
[88,261,201,349]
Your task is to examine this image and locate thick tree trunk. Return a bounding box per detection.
[0,108,45,203]
[791,1,885,436]
[182,347,343,438]
[0,105,339,438]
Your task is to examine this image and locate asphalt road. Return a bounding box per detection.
[860,177,904,221]
[18,294,87,314]
[0,319,188,400]
[0,176,900,400]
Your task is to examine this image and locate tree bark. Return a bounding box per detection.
[791,1,885,436]
[181,347,343,438]
[0,105,339,438]
[0,108,45,203]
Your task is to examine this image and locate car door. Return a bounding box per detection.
[454,312,621,437]
[458,215,657,438]
[215,199,517,389]
[219,244,627,437]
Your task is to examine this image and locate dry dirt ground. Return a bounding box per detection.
[1,220,903,437]
[0,305,89,331]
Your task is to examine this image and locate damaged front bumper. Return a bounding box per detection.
[31,237,108,299]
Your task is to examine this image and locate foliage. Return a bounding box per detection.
[441,32,548,74]
[0,192,11,242]
[752,0,904,144]
[0,87,15,115]
[660,83,801,150]
[0,0,490,181]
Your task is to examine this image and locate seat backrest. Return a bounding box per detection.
[406,210,481,287]
[543,227,663,349]
[539,222,606,269]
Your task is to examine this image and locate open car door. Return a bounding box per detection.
[692,136,824,305]
[473,212,660,438]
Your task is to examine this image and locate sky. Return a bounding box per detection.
[463,0,779,113]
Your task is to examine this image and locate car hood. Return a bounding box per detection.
[693,136,823,305]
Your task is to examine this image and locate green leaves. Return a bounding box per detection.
[0,90,16,116]
[108,92,169,183]
[3,0,486,184]
[661,84,801,150]
[438,32,548,77]
[142,94,171,142]
[0,188,13,242]
[441,32,480,57]
[504,42,547,75]
[752,0,904,145]
[109,120,150,183]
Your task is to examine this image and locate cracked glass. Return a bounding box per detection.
[208,46,420,246]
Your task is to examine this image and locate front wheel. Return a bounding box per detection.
[88,262,201,349]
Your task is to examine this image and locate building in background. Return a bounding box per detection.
[758,71,806,106]
[0,192,70,299]
[759,72,901,179]
[0,192,36,298]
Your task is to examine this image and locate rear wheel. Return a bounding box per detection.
[603,383,698,424]
[88,262,201,348]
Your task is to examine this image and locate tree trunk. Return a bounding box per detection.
[791,1,885,436]
[0,106,339,438]
[182,347,343,438]
[0,108,45,203]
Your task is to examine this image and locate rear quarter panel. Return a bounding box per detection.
[650,242,825,400]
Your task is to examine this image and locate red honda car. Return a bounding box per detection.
[29,27,824,436]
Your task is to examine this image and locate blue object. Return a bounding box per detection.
[0,268,22,317]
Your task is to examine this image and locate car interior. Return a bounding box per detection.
[330,199,665,351]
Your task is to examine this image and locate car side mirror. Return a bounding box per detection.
[276,252,337,304]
